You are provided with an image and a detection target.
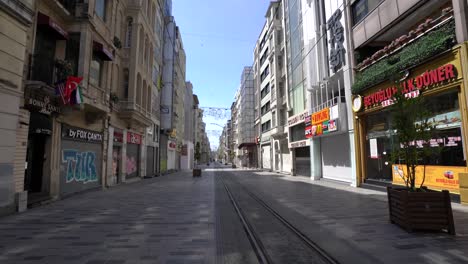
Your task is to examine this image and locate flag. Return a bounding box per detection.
[64,76,83,104]
[55,81,67,104]
[71,84,84,105]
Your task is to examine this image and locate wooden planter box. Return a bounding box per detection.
[193,169,201,177]
[387,186,455,235]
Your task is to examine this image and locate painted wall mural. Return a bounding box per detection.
[62,149,98,183]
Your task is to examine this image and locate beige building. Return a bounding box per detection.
[0,0,34,214]
[0,0,166,212]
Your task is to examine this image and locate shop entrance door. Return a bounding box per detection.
[24,112,52,204]
[366,135,393,182]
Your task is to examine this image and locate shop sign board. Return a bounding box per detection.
[127,132,142,145]
[113,131,123,143]
[357,64,457,110]
[289,139,310,149]
[168,140,176,150]
[288,109,310,127]
[312,108,330,125]
[62,125,103,143]
[392,164,464,194]
[306,107,339,138]
[25,93,61,115]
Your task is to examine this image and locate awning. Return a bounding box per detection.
[93,41,114,61]
[37,12,68,40]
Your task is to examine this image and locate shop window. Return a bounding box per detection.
[90,54,103,87]
[290,123,305,142]
[367,91,465,167]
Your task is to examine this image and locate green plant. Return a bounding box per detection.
[195,142,201,162]
[55,59,73,81]
[389,89,438,191]
[352,20,455,94]
[113,36,122,49]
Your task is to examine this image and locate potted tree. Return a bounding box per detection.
[193,142,202,177]
[387,88,455,234]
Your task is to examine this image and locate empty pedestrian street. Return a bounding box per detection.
[1,165,468,264]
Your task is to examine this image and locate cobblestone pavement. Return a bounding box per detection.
[0,170,216,264]
[220,168,468,264]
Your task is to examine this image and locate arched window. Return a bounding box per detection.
[125,17,133,47]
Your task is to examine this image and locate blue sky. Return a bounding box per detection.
[173,0,270,149]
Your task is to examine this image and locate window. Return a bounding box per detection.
[261,120,271,132]
[261,83,270,98]
[125,17,133,47]
[260,65,270,82]
[90,53,103,87]
[260,48,269,66]
[95,0,106,21]
[154,124,159,142]
[261,102,270,116]
[259,33,268,50]
[351,0,383,26]
[65,33,81,78]
[123,68,129,98]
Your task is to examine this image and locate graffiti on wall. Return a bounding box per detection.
[126,155,137,175]
[62,149,98,183]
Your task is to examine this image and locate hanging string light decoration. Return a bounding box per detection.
[200,107,231,120]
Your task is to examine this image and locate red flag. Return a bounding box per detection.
[64,76,83,104]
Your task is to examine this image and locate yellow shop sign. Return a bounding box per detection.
[392,164,466,194]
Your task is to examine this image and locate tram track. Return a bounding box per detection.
[218,168,339,264]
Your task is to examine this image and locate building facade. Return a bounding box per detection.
[350,0,468,194]
[254,1,291,173]
[0,0,204,215]
[0,0,34,214]
[161,14,186,172]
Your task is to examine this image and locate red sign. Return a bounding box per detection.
[114,131,123,143]
[168,140,176,150]
[363,64,456,108]
[305,126,313,138]
[127,132,142,144]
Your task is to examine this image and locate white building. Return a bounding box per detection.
[254,1,291,173]
[301,0,356,185]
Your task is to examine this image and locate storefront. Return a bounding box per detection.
[307,104,352,182]
[261,136,272,170]
[353,45,468,194]
[126,132,142,179]
[24,88,61,204]
[60,125,103,196]
[288,110,311,177]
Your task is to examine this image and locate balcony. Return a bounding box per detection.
[118,100,152,127]
[269,125,286,138]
